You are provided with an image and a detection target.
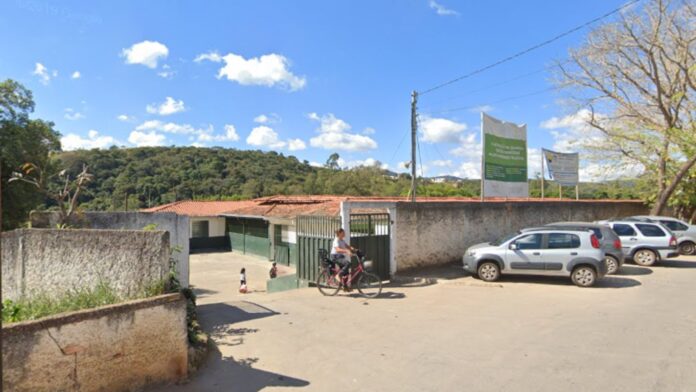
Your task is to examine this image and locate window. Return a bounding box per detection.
[612,224,636,236]
[513,234,542,250]
[547,233,581,249]
[636,223,666,237]
[660,220,688,231]
[192,220,209,238]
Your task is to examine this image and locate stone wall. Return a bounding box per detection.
[2,293,188,392]
[30,211,190,287]
[1,229,170,301]
[393,200,649,271]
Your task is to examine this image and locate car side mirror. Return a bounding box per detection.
[509,243,518,250]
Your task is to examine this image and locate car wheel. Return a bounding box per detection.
[633,249,657,266]
[477,261,500,282]
[571,266,597,287]
[679,241,696,256]
[605,255,619,275]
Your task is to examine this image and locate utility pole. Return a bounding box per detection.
[410,90,418,202]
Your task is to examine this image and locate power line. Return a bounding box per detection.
[418,0,640,96]
[424,60,571,109]
[426,86,556,115]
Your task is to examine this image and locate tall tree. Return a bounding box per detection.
[555,0,696,214]
[0,80,61,229]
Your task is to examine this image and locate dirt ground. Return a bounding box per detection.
[151,252,696,392]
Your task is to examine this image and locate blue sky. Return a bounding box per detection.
[0,0,632,180]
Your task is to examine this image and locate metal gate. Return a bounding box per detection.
[296,214,390,282]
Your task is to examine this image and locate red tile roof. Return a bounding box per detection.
[141,195,643,219]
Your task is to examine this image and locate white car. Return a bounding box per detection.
[463,229,607,287]
[596,220,679,266]
[627,216,696,255]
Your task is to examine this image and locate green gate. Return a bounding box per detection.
[296,214,390,282]
[227,217,270,259]
[273,224,297,267]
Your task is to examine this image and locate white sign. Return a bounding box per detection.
[481,113,529,198]
[543,149,579,186]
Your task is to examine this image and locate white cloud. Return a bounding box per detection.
[33,63,57,85]
[121,40,169,69]
[429,0,459,16]
[421,116,467,143]
[64,108,85,121]
[194,52,222,63]
[71,71,81,79]
[135,120,207,135]
[343,158,389,170]
[253,113,281,124]
[117,114,134,122]
[307,112,377,151]
[431,159,453,167]
[540,109,601,152]
[197,124,240,143]
[128,130,166,147]
[452,162,481,179]
[309,161,323,168]
[579,162,644,182]
[61,130,116,150]
[146,97,186,116]
[363,127,376,135]
[196,51,306,91]
[157,64,175,79]
[246,126,286,149]
[287,138,306,151]
[449,133,479,158]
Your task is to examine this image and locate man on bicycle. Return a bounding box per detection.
[331,228,356,281]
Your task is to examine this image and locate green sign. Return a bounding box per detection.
[483,133,527,182]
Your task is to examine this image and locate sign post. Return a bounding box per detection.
[542,149,580,200]
[481,113,528,199]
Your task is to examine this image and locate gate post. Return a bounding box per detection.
[340,201,351,243]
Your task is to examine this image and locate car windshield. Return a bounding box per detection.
[490,232,518,246]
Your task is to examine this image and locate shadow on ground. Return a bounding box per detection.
[192,287,219,299]
[149,340,309,392]
[615,266,653,276]
[658,259,696,268]
[198,301,279,332]
[495,275,641,288]
[342,291,406,300]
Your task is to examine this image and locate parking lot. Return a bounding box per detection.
[156,253,696,392]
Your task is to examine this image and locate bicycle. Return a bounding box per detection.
[316,249,383,298]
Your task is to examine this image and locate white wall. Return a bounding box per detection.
[189,217,226,238]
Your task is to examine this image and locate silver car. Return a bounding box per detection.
[523,222,625,274]
[596,220,679,266]
[627,216,696,256]
[463,229,607,287]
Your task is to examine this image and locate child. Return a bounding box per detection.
[239,268,248,293]
[269,262,278,279]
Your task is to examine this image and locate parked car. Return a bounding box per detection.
[595,220,679,266]
[522,222,624,274]
[624,216,696,256]
[463,229,607,287]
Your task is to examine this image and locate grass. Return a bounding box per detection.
[2,280,170,324]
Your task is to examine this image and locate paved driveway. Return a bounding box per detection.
[153,253,696,392]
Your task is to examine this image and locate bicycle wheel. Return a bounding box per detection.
[356,272,382,298]
[317,269,341,296]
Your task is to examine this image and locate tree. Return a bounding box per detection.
[10,163,93,225]
[325,153,341,170]
[0,79,61,229]
[555,0,696,214]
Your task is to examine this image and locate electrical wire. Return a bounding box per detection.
[418,0,640,96]
[426,86,556,115]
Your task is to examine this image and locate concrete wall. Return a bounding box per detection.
[2,293,187,392]
[393,201,649,271]
[30,211,190,287]
[2,229,170,301]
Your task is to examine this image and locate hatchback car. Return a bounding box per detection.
[626,216,696,255]
[595,220,679,266]
[463,229,607,287]
[523,222,624,274]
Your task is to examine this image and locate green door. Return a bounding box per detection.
[227,217,270,259]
